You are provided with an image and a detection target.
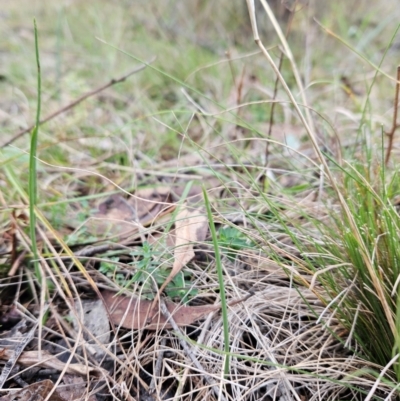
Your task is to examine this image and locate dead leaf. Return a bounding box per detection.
[86,194,137,238]
[70,299,110,360]
[87,188,175,240]
[102,291,219,330]
[156,206,208,299]
[0,349,104,376]
[102,290,218,330]
[0,380,64,401]
[58,375,97,401]
[102,290,250,331]
[131,187,173,222]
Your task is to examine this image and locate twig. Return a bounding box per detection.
[0,348,104,377]
[8,250,28,277]
[385,65,400,166]
[149,338,166,394]
[73,243,128,258]
[1,60,154,148]
[9,365,29,387]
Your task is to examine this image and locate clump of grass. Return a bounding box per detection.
[257,137,400,389]
[306,150,400,376]
[243,0,400,395]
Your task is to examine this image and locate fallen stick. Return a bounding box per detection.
[1,59,154,148]
[0,348,104,377]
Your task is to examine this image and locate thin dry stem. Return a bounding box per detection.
[157,297,227,401]
[265,1,296,164]
[1,61,153,148]
[385,66,400,166]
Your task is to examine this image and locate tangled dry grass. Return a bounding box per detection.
[1,0,400,400]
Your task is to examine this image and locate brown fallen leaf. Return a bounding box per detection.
[70,299,110,360]
[87,188,175,240]
[92,194,138,237]
[154,206,208,304]
[58,375,97,401]
[102,290,251,331]
[0,349,103,376]
[131,187,173,222]
[0,380,64,401]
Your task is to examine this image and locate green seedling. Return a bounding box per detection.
[217,226,255,261]
[65,226,99,246]
[99,256,125,286]
[63,200,101,245]
[44,200,67,230]
[129,241,197,302]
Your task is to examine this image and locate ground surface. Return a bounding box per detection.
[1,1,400,400]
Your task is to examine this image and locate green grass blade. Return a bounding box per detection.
[29,19,42,280]
[203,186,230,377]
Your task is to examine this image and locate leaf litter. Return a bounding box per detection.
[1,142,396,401]
[101,290,251,331]
[151,206,208,308]
[86,186,175,240]
[1,166,395,400]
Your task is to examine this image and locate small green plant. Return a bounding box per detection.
[63,200,100,245]
[129,242,198,302]
[97,243,197,302]
[75,199,95,222]
[65,226,99,246]
[44,200,67,230]
[217,226,255,260]
[99,256,125,287]
[130,241,160,281]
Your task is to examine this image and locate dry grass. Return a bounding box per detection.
[1,1,400,400]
